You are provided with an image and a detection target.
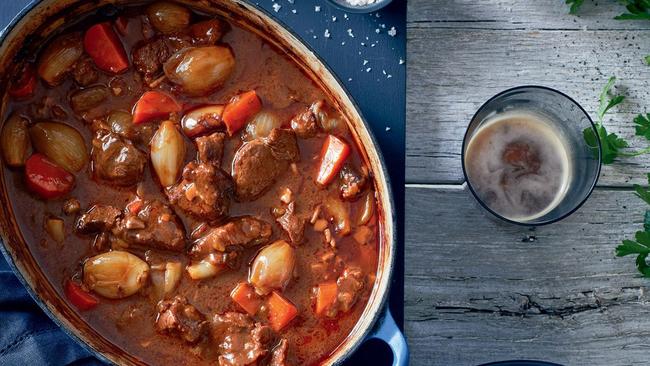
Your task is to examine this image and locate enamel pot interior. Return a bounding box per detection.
[0,0,397,365]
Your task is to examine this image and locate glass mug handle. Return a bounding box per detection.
[368,307,410,366]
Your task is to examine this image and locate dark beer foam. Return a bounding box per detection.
[465,112,571,221]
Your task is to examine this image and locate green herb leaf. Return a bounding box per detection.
[645,55,650,65]
[615,0,650,20]
[566,0,585,14]
[634,173,650,205]
[634,113,650,139]
[597,77,625,124]
[643,210,650,231]
[616,231,650,277]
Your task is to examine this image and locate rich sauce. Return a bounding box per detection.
[2,3,379,365]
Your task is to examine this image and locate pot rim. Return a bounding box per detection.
[0,1,398,365]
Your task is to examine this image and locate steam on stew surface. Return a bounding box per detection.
[1,2,379,365]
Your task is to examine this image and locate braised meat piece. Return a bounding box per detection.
[270,339,289,366]
[132,36,192,79]
[115,199,186,252]
[232,129,299,201]
[166,162,233,221]
[339,164,368,201]
[156,296,208,343]
[211,312,273,366]
[315,267,365,318]
[336,267,365,313]
[276,202,305,244]
[132,38,169,77]
[71,56,98,86]
[75,204,121,234]
[196,132,225,167]
[290,101,324,138]
[91,129,146,186]
[190,216,272,257]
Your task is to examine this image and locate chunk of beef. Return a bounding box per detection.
[276,202,305,244]
[132,38,170,77]
[132,36,192,79]
[115,199,186,252]
[290,101,324,138]
[316,266,365,318]
[339,164,368,201]
[196,132,225,167]
[71,56,98,86]
[190,216,272,257]
[269,339,289,366]
[156,296,208,343]
[166,162,233,221]
[91,129,147,186]
[336,267,365,313]
[232,129,299,201]
[75,205,121,234]
[211,312,273,366]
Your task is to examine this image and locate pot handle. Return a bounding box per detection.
[368,307,409,366]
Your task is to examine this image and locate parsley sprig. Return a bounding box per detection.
[616,174,650,276]
[567,0,650,19]
[583,77,650,164]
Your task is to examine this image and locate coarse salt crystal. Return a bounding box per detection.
[291,9,297,14]
[347,29,354,38]
[341,41,346,45]
[375,28,380,34]
[348,77,353,81]
[382,70,386,75]
[332,16,337,21]
[366,67,372,72]
[363,60,368,65]
[399,58,405,65]
[388,26,397,37]
[387,74,392,78]
[385,126,391,131]
[314,5,321,12]
[272,3,281,12]
[361,42,366,46]
[344,14,349,19]
[324,29,331,38]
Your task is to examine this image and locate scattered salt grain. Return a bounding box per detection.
[341,41,346,45]
[387,74,392,78]
[347,29,354,38]
[314,5,321,12]
[344,14,349,20]
[382,70,386,75]
[387,26,397,37]
[385,126,391,131]
[366,67,372,72]
[371,43,376,47]
[363,60,368,65]
[361,42,366,46]
[272,3,281,12]
[332,16,337,22]
[399,58,405,65]
[313,35,317,39]
[348,78,352,81]
[375,28,380,34]
[324,29,331,38]
[380,23,386,29]
[291,9,297,14]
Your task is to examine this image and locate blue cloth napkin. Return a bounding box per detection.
[0,257,102,366]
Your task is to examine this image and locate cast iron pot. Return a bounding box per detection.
[0,0,408,365]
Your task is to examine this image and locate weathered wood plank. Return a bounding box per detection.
[406,27,650,185]
[407,0,650,30]
[405,185,650,365]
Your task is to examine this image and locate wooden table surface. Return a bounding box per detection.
[405,1,650,365]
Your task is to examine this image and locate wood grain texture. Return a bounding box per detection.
[405,0,650,186]
[405,185,650,365]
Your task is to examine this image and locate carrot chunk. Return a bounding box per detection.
[230,282,262,316]
[84,23,129,73]
[132,91,182,124]
[316,135,351,186]
[267,291,298,331]
[314,281,338,317]
[25,154,75,199]
[65,281,99,311]
[222,90,262,135]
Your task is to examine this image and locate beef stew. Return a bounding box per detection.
[0,2,380,365]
